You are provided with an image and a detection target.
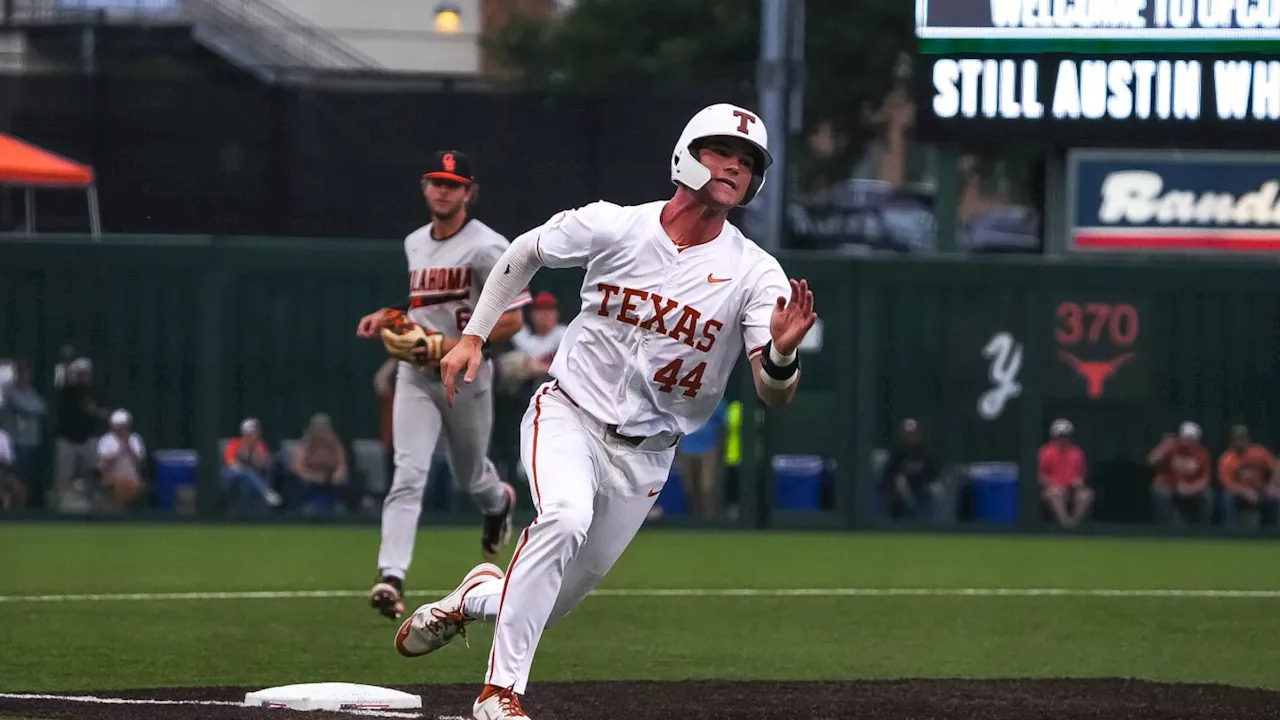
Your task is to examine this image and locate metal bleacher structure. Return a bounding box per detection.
[0,0,384,83]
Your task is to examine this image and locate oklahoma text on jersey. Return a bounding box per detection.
[409,266,473,306]
[403,219,530,338]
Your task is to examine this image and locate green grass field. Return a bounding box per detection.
[2,523,1279,693]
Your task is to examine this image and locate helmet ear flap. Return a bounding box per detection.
[671,143,711,194]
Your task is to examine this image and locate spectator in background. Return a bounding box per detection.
[957,154,1043,253]
[52,358,109,512]
[1218,425,1278,530]
[0,359,46,496]
[0,426,26,510]
[882,419,943,522]
[1038,419,1093,528]
[676,399,728,520]
[289,413,348,515]
[51,344,75,389]
[1149,421,1212,526]
[1267,463,1280,529]
[501,291,567,393]
[95,409,146,511]
[221,418,281,511]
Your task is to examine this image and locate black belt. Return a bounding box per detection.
[605,424,647,448]
[606,424,678,450]
[552,383,675,449]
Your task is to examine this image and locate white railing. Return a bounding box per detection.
[4,0,381,74]
[185,0,380,71]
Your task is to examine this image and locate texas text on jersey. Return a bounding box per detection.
[534,199,789,438]
[404,218,531,339]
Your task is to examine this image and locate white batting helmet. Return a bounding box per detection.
[670,103,772,207]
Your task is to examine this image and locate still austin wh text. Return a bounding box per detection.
[932,58,1280,121]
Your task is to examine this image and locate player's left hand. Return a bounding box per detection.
[439,335,484,407]
[357,309,391,338]
[770,279,817,355]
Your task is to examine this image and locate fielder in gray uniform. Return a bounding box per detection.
[356,150,530,620]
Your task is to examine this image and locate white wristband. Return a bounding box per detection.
[768,344,797,367]
[759,366,798,390]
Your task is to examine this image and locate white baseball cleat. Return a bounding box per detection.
[395,562,504,658]
[472,685,529,719]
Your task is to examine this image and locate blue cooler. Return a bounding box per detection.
[657,465,688,515]
[969,462,1019,524]
[153,449,198,513]
[772,454,823,511]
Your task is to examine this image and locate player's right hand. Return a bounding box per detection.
[357,309,390,338]
[439,335,485,407]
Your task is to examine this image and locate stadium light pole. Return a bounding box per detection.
[750,0,803,253]
[788,0,805,139]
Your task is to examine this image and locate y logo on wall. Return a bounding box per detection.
[978,332,1023,420]
[1054,300,1145,400]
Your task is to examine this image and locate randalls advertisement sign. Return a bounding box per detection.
[1067,150,1280,253]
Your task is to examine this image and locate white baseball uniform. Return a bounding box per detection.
[377,218,531,581]
[454,200,790,694]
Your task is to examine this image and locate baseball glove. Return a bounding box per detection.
[380,309,445,368]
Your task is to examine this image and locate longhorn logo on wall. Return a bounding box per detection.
[1055,301,1140,398]
[979,331,1024,420]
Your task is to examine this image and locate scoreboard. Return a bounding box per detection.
[918,0,1280,51]
[914,0,1280,147]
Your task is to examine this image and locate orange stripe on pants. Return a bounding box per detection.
[485,386,548,684]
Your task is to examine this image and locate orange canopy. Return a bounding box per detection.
[0,133,94,187]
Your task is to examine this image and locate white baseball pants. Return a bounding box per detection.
[460,382,675,694]
[377,360,507,581]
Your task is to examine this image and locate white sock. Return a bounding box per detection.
[462,578,504,622]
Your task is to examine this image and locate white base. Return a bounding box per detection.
[243,682,422,712]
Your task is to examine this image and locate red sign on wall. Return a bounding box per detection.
[1053,300,1146,400]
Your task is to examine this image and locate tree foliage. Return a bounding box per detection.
[484,0,916,189]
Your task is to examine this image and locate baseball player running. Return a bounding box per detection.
[393,105,816,720]
[356,150,531,621]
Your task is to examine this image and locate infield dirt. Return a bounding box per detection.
[4,679,1280,719]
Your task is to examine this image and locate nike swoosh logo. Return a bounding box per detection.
[504,264,512,274]
[648,488,662,497]
[707,274,731,284]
